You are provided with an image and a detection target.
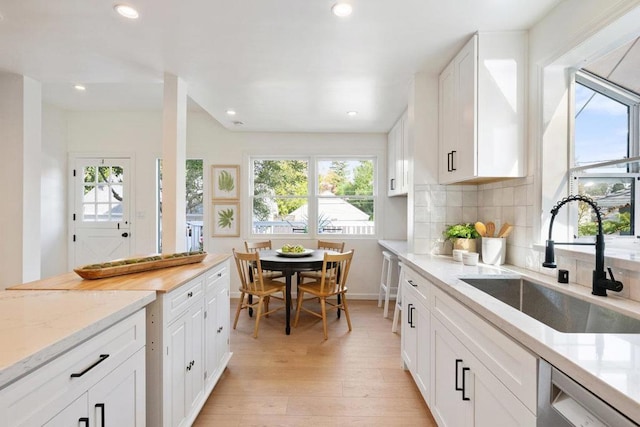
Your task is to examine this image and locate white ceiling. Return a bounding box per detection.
[0,0,562,132]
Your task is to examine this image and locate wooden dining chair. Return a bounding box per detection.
[245,240,284,279]
[232,249,287,338]
[297,240,345,284]
[293,250,354,340]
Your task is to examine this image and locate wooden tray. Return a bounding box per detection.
[74,252,207,280]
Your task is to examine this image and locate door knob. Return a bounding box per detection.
[122,232,129,237]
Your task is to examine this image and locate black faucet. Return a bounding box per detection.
[542,195,623,296]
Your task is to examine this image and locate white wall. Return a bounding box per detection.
[41,104,68,277]
[52,108,401,298]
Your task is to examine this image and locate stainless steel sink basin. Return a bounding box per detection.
[460,277,640,333]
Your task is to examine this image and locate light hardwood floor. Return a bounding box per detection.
[194,299,438,426]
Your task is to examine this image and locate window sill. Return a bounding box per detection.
[533,242,640,273]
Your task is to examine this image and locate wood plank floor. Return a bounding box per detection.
[194,299,438,426]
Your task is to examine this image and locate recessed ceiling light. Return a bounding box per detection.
[332,3,352,17]
[74,84,86,91]
[347,111,358,116]
[114,4,139,19]
[226,109,236,116]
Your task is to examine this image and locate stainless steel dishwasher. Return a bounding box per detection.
[538,359,637,426]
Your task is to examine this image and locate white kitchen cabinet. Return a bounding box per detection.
[430,285,536,426]
[431,317,535,427]
[400,264,430,403]
[388,109,409,196]
[204,264,230,390]
[439,32,526,184]
[148,259,232,427]
[0,310,146,427]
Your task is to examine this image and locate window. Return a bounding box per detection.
[250,157,376,236]
[571,70,640,238]
[156,159,204,252]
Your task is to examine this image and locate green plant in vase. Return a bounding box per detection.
[444,223,479,252]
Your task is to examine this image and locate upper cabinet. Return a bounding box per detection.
[439,32,526,184]
[388,109,409,196]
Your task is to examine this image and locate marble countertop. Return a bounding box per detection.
[0,289,156,389]
[379,239,640,424]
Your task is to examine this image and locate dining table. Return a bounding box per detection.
[258,249,333,335]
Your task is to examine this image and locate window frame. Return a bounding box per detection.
[248,155,378,239]
[570,70,640,239]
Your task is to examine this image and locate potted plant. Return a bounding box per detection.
[444,223,479,252]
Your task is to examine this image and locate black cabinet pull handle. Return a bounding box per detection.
[188,291,193,298]
[390,178,396,191]
[407,303,413,326]
[451,150,457,171]
[462,367,470,401]
[71,354,109,378]
[217,272,222,277]
[121,232,129,237]
[96,403,105,426]
[408,279,417,287]
[79,417,90,426]
[455,359,463,391]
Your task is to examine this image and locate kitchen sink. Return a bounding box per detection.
[460,277,640,333]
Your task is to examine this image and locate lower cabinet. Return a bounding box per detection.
[432,317,535,427]
[400,264,430,403]
[400,264,537,426]
[0,310,146,427]
[149,259,232,427]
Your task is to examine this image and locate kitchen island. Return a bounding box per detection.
[380,239,640,425]
[8,253,232,427]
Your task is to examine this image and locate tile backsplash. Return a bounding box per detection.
[413,176,535,269]
[413,176,640,302]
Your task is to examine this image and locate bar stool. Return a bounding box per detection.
[392,262,403,333]
[378,251,398,318]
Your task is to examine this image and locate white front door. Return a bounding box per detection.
[71,157,132,268]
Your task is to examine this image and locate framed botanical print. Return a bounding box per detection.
[211,165,239,200]
[212,201,240,237]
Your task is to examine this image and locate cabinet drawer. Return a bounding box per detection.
[0,309,145,426]
[401,264,430,304]
[205,261,229,294]
[165,276,204,324]
[432,287,537,414]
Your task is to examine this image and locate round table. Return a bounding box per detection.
[259,249,331,335]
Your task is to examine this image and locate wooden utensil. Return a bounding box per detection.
[498,224,514,238]
[486,221,495,237]
[474,222,487,237]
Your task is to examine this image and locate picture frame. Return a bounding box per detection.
[211,165,239,200]
[212,201,240,237]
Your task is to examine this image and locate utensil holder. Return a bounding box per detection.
[481,237,506,265]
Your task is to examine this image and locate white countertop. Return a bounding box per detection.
[379,240,640,424]
[0,290,156,389]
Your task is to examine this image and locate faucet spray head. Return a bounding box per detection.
[542,240,557,268]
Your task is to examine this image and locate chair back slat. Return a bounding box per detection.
[317,240,345,253]
[233,249,266,293]
[245,240,273,253]
[319,250,354,294]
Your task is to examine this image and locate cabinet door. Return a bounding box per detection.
[88,348,146,427]
[168,314,188,427]
[439,60,456,184]
[387,119,400,196]
[186,304,205,415]
[204,289,218,386]
[454,35,477,181]
[42,394,88,427]
[431,318,473,427]
[414,304,430,402]
[401,284,418,371]
[400,110,409,194]
[215,284,230,369]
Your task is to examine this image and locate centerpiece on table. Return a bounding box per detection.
[443,223,479,253]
